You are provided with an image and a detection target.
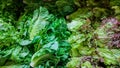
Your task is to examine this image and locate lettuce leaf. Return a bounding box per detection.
[98,48,120,65]
[29,7,54,40]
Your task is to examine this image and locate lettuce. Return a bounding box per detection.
[98,48,120,65]
[1,1,120,68]
[27,7,71,67]
[66,57,81,68]
[0,21,19,49]
[30,40,58,67]
[67,19,86,32]
[29,7,54,40]
[95,17,120,48]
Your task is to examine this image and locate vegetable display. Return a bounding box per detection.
[0,0,120,68]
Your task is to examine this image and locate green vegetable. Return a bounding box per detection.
[67,19,86,32]
[29,7,53,40]
[28,7,71,67]
[66,57,81,68]
[0,21,19,49]
[98,48,120,65]
[81,61,93,68]
[1,0,120,68]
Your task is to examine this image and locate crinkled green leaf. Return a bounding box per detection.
[66,57,80,68]
[0,21,19,49]
[67,19,86,31]
[81,61,93,68]
[10,46,30,63]
[98,48,120,65]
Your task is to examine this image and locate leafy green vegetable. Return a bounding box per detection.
[67,19,86,32]
[29,7,52,40]
[98,48,120,65]
[1,0,120,68]
[0,21,19,49]
[66,57,80,68]
[27,6,71,67]
[81,61,93,68]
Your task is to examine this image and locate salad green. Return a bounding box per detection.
[0,0,120,68]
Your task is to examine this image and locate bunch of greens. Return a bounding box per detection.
[1,0,120,68]
[0,14,31,67]
[0,6,71,68]
[28,7,71,67]
[66,1,120,67]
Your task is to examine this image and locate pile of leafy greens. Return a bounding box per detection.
[0,0,120,68]
[0,5,71,68]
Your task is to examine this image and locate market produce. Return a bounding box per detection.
[0,0,120,68]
